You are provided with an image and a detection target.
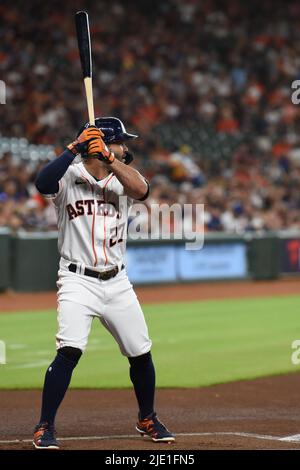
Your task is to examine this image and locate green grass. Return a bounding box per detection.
[1,296,300,389]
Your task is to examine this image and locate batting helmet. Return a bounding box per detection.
[77,116,137,143]
[77,117,138,163]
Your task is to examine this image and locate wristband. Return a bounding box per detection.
[67,142,79,156]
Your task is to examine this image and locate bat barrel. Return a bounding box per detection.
[75,11,92,79]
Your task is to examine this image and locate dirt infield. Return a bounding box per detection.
[1,278,300,312]
[1,373,300,450]
[1,279,300,450]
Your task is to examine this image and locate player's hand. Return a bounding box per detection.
[67,126,104,155]
[87,138,115,164]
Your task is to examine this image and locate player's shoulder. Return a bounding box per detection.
[66,161,89,181]
[60,159,81,178]
[70,161,84,173]
[68,164,121,194]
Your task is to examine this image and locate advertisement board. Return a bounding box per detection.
[177,243,248,281]
[126,244,177,284]
[126,242,248,284]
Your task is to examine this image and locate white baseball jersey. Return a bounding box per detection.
[45,161,132,270]
[42,160,152,357]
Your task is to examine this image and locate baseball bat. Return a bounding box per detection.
[75,11,95,125]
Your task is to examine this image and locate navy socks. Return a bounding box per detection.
[39,349,80,425]
[39,349,155,426]
[128,352,156,420]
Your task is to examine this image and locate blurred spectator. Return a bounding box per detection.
[1,0,300,234]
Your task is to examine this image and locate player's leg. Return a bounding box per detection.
[128,351,156,419]
[38,346,82,426]
[128,353,174,442]
[100,270,152,357]
[100,271,174,442]
[33,301,93,449]
[99,279,155,413]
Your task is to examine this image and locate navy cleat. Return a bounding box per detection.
[136,412,175,443]
[33,422,59,449]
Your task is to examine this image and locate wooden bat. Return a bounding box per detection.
[75,11,95,125]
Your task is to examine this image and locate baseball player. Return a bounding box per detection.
[33,117,174,449]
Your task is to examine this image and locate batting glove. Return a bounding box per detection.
[67,126,104,155]
[87,138,115,164]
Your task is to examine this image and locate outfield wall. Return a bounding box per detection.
[0,229,299,291]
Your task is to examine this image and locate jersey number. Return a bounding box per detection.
[109,223,125,247]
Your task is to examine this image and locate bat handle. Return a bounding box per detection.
[84,76,95,125]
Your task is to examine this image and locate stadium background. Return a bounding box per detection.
[1,0,300,450]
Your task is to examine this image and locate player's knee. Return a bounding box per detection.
[58,346,82,365]
[128,351,152,368]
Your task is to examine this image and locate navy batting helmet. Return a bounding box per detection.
[77,117,138,143]
[77,117,138,163]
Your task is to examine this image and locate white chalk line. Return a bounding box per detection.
[1,431,300,445]
[280,434,300,442]
[9,360,51,370]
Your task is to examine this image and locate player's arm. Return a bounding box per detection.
[35,126,103,195]
[108,158,149,200]
[35,149,76,195]
[87,138,149,200]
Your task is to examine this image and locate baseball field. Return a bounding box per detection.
[1,279,300,450]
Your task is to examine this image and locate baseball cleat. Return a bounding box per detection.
[136,412,175,443]
[33,422,59,449]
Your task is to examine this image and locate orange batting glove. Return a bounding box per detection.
[67,126,104,155]
[87,138,115,164]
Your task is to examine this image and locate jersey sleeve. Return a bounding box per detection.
[42,166,73,205]
[137,179,150,201]
[35,148,76,202]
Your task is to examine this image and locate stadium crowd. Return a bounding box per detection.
[1,0,300,233]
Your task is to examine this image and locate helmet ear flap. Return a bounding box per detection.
[123,151,134,165]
